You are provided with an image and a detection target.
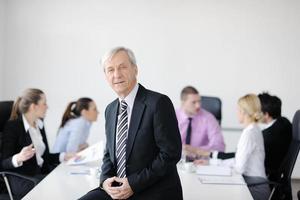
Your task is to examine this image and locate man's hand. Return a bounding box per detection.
[103,177,134,199]
[16,144,35,164]
[102,177,120,198]
[183,144,210,157]
[193,159,209,166]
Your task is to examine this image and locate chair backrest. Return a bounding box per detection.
[0,101,14,197]
[201,96,222,125]
[0,101,14,132]
[280,110,300,181]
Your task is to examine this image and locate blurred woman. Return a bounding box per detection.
[185,94,266,176]
[53,98,98,153]
[185,94,269,200]
[1,88,75,198]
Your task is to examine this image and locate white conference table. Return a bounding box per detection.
[22,161,253,200]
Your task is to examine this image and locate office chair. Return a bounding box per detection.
[0,101,38,200]
[0,101,14,133]
[247,110,300,200]
[201,96,222,125]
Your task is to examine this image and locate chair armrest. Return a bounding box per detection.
[243,175,279,187]
[0,171,39,186]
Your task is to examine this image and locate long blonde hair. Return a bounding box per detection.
[238,94,263,123]
[10,88,44,120]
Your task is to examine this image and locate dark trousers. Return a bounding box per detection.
[78,188,112,200]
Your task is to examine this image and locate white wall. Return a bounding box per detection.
[0,0,5,99]
[2,0,300,176]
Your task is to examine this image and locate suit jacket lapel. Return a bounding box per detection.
[126,85,146,161]
[18,117,33,146]
[108,100,119,162]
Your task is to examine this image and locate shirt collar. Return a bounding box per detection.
[118,83,139,110]
[178,107,201,120]
[22,114,44,131]
[264,119,276,129]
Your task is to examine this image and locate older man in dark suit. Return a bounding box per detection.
[79,47,183,200]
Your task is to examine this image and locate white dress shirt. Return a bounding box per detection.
[115,83,139,155]
[118,83,139,128]
[235,123,266,178]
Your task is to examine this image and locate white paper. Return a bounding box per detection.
[198,175,246,185]
[196,165,232,176]
[66,141,103,165]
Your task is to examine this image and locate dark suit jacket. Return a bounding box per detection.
[100,84,183,200]
[263,117,292,181]
[0,117,60,176]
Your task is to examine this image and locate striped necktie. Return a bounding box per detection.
[116,100,128,178]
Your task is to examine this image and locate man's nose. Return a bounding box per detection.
[113,69,121,78]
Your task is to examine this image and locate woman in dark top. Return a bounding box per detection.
[1,88,74,198]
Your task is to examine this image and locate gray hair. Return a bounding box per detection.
[101,46,137,69]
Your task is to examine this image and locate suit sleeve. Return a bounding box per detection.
[99,106,116,186]
[1,122,19,169]
[127,95,182,192]
[40,128,60,173]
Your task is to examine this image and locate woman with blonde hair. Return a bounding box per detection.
[234,94,265,177]
[185,94,269,199]
[188,94,266,175]
[1,88,75,198]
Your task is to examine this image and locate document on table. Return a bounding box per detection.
[196,165,232,176]
[198,175,246,185]
[67,141,103,165]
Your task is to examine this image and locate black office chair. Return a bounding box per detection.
[298,190,300,200]
[201,96,222,125]
[270,109,300,200]
[0,101,38,200]
[0,101,14,133]
[247,110,300,200]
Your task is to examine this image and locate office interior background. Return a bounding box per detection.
[0,0,300,177]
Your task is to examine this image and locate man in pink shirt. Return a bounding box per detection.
[176,86,225,156]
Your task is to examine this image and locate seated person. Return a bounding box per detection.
[176,86,225,155]
[258,92,292,199]
[0,88,75,198]
[189,94,269,200]
[53,98,98,153]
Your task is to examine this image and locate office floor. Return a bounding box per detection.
[292,179,300,199]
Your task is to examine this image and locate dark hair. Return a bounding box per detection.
[180,86,199,101]
[59,97,93,128]
[258,92,282,119]
[10,88,44,120]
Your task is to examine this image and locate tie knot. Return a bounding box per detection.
[188,117,192,122]
[120,100,128,112]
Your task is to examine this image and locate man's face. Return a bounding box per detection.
[104,51,138,98]
[182,94,201,116]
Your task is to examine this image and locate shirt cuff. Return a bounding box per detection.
[12,154,23,168]
[212,151,219,159]
[59,152,65,162]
